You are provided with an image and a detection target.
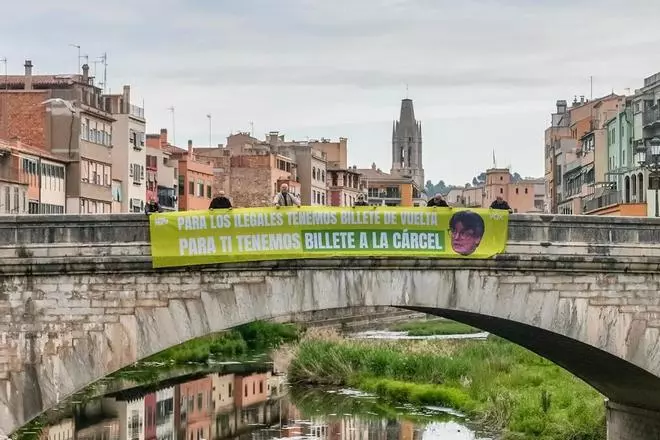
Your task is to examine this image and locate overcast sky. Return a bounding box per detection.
[3,0,660,185]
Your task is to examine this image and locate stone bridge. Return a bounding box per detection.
[2,213,660,439]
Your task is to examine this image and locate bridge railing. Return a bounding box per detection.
[0,212,660,274]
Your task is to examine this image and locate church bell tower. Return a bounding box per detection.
[390,98,424,189]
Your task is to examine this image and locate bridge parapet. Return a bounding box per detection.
[0,213,658,274]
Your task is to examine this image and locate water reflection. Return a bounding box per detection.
[30,365,490,440]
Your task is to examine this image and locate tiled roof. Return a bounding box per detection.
[0,74,84,88]
[0,138,71,162]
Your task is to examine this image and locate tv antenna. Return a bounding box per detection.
[68,44,82,74]
[168,106,176,145]
[97,53,108,93]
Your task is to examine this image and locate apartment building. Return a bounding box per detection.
[0,60,115,213]
[327,166,364,206]
[230,153,300,207]
[145,130,179,212]
[147,130,211,211]
[194,145,231,198]
[104,86,146,213]
[227,131,329,206]
[357,163,422,207]
[0,138,68,214]
[542,93,624,214]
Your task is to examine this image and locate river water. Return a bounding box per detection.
[18,331,495,440]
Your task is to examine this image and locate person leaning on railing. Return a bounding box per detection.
[273,183,301,208]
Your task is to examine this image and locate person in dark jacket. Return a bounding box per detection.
[490,196,513,212]
[209,191,232,209]
[145,198,161,215]
[353,194,369,206]
[427,193,449,207]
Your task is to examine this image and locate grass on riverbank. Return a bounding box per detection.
[389,318,481,336]
[288,334,605,440]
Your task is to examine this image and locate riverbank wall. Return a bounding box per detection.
[269,306,426,332]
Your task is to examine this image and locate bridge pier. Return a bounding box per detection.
[606,401,660,440]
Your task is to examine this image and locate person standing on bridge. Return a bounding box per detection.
[209,191,232,209]
[490,196,513,213]
[273,183,301,207]
[353,193,369,206]
[426,193,449,207]
[145,198,161,215]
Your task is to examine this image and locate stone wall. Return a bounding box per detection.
[3,214,660,438]
[606,401,660,439]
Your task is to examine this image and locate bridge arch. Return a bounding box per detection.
[4,213,660,437]
[4,260,660,435]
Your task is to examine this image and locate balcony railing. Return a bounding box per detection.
[643,107,660,126]
[583,190,622,213]
[129,104,145,119]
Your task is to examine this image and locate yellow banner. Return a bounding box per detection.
[149,207,509,268]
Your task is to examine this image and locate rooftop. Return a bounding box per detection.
[0,138,72,163]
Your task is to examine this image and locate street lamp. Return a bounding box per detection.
[635,137,660,217]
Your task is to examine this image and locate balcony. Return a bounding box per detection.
[643,107,660,127]
[0,166,29,185]
[583,190,622,213]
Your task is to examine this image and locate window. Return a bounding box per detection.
[524,188,528,194]
[197,393,203,410]
[515,188,519,194]
[197,181,203,197]
[206,185,212,198]
[179,176,185,195]
[104,165,111,186]
[189,181,194,195]
[81,160,89,182]
[500,188,503,194]
[259,381,263,394]
[4,187,10,213]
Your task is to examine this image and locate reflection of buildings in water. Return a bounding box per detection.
[179,376,213,440]
[155,386,175,440]
[46,418,75,440]
[267,374,286,398]
[76,419,121,440]
[101,396,145,440]
[235,373,270,408]
[210,373,235,411]
[145,393,157,440]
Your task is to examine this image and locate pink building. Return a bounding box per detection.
[144,393,156,440]
[234,373,269,408]
[179,376,213,440]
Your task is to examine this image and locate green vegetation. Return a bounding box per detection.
[289,335,606,440]
[144,321,302,365]
[390,318,481,336]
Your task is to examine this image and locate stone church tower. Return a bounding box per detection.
[390,98,424,189]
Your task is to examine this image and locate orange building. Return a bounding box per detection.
[357,163,422,207]
[147,129,214,211]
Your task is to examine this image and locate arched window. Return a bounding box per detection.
[632,174,637,198]
[624,176,631,203]
[639,173,644,203]
[312,167,317,180]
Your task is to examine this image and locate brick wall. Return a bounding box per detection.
[0,92,50,149]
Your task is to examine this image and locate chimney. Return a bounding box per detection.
[187,140,194,159]
[24,60,33,91]
[122,85,130,113]
[159,128,168,149]
[82,64,89,84]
